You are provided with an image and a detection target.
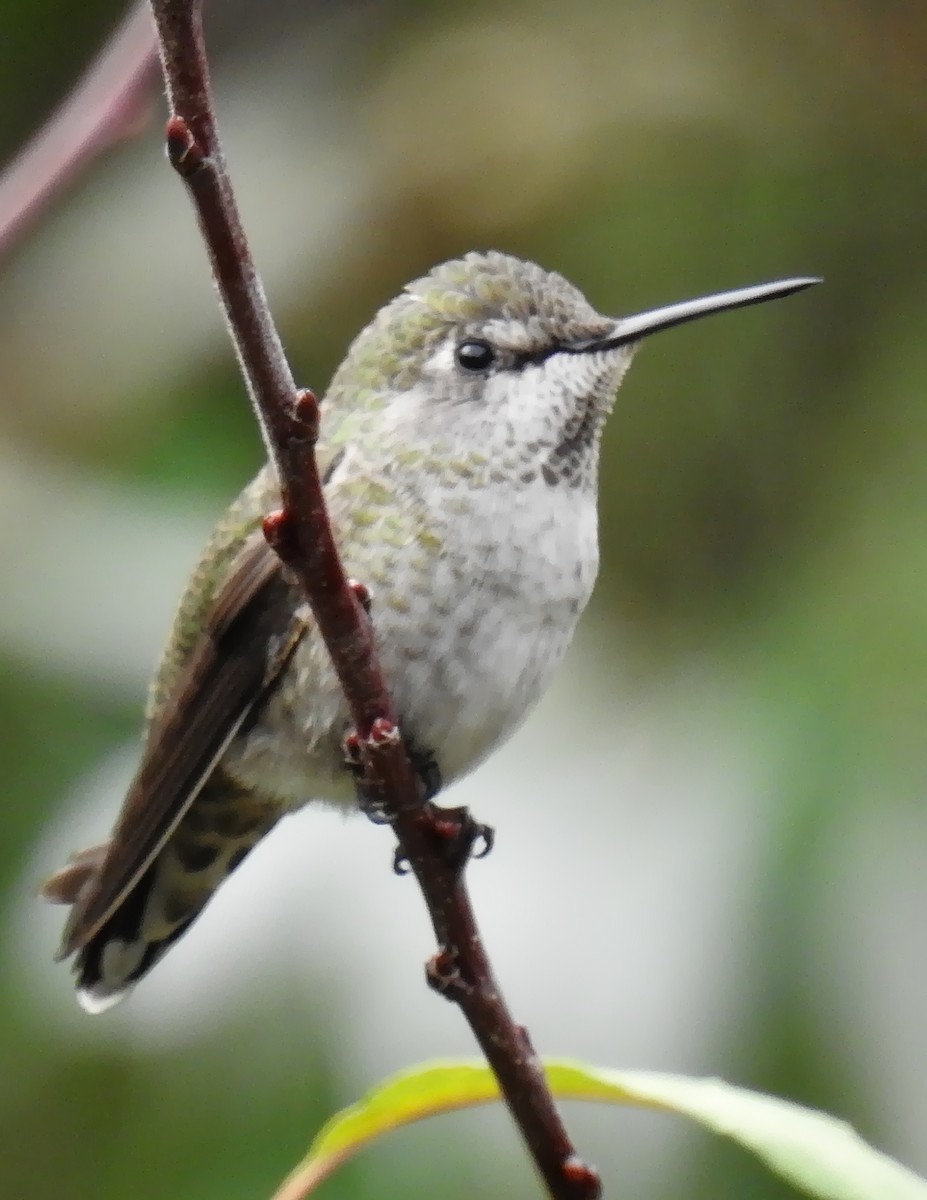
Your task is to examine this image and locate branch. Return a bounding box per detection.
[147,4,601,1197]
[0,1,158,261]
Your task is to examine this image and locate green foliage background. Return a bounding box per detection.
[1,2,926,1197]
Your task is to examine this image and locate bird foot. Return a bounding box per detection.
[392,804,494,876]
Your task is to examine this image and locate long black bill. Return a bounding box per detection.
[570,277,821,354]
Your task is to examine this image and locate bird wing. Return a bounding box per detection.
[53,532,307,959]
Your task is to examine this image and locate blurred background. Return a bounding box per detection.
[2,1,926,1196]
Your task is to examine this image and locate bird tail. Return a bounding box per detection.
[42,821,272,1012]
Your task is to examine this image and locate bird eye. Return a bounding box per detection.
[455,339,496,372]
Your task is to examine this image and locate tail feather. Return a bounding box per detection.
[44,814,274,1011]
[41,843,110,912]
[42,846,165,1011]
[75,864,196,1012]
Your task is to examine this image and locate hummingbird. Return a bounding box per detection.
[42,251,817,1012]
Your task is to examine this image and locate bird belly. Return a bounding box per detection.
[376,481,599,787]
[223,481,598,806]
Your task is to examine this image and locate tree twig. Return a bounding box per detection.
[0,1,158,261]
[147,3,601,1196]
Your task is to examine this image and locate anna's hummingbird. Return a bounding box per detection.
[43,251,817,1012]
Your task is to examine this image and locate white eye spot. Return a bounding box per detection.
[423,340,458,374]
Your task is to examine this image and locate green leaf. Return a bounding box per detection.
[270,1059,927,1199]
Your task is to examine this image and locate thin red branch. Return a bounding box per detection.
[147,3,601,1197]
[0,1,158,261]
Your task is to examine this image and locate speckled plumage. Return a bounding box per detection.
[43,250,814,1011]
[158,256,624,810]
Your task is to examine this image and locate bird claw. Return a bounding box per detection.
[410,746,443,802]
[344,734,487,872]
[391,808,493,878]
[357,789,396,825]
[471,823,494,859]
[426,805,495,873]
